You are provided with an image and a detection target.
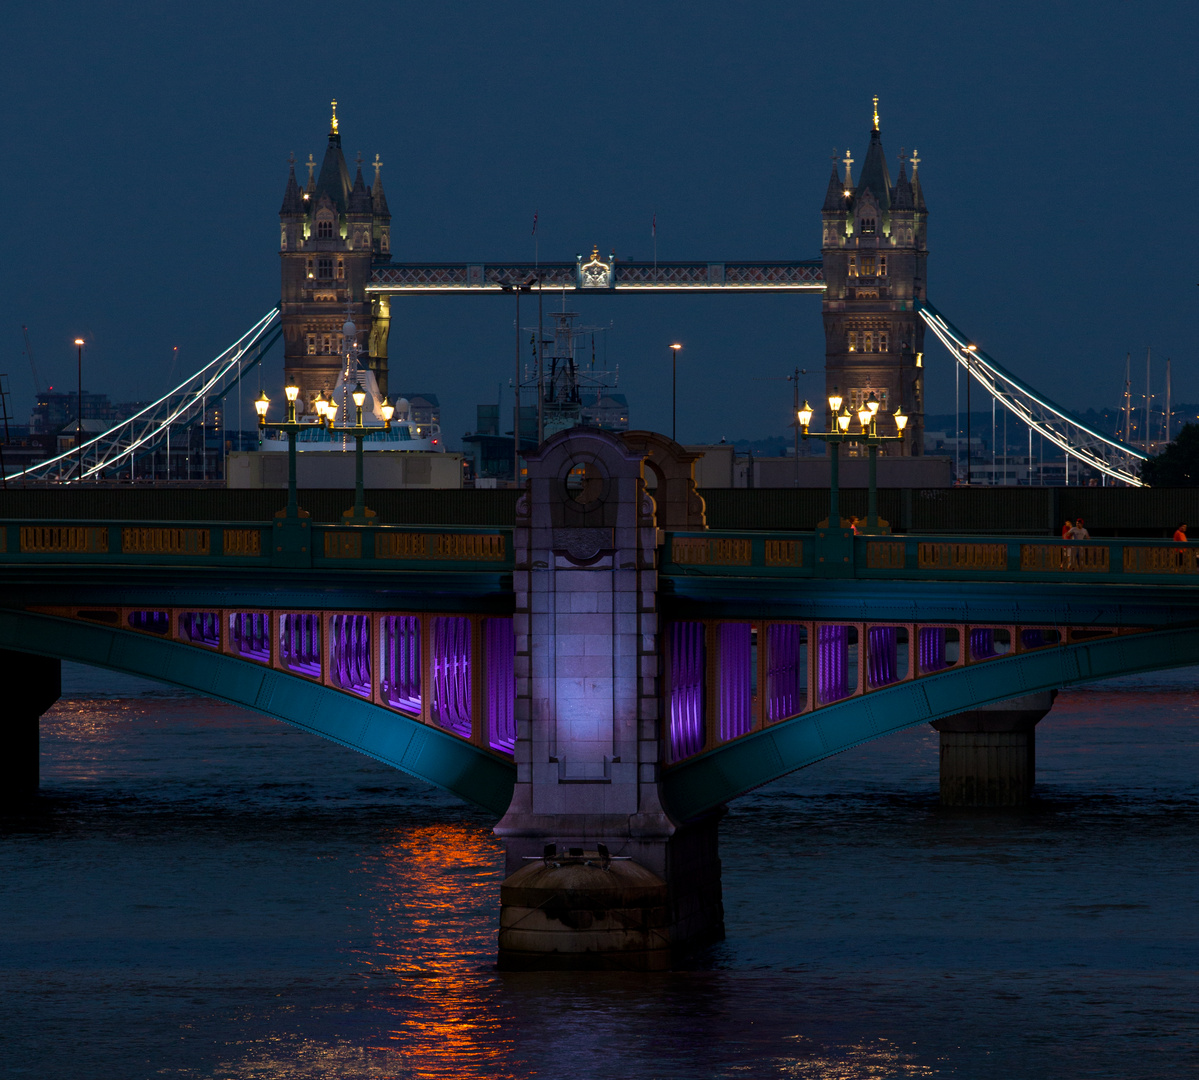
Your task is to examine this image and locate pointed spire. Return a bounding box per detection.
[371,153,390,218]
[348,158,371,215]
[909,147,926,210]
[280,152,304,215]
[823,152,845,212]
[855,104,892,213]
[314,105,353,216]
[893,148,913,210]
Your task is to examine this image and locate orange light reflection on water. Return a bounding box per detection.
[351,821,523,1080]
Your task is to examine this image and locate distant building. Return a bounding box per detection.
[392,393,439,438]
[30,392,120,435]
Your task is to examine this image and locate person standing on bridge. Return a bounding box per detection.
[1067,518,1090,569]
[1174,523,1187,542]
[1060,520,1073,568]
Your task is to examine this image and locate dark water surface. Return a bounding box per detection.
[4,665,1198,1078]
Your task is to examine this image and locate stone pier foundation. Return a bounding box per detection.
[0,649,62,801]
[495,428,722,969]
[931,691,1056,807]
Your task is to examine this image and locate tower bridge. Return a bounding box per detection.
[0,105,1174,969]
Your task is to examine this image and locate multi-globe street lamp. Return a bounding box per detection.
[797,387,908,535]
[255,382,305,519]
[314,383,394,525]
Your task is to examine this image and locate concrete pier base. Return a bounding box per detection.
[497,814,724,971]
[0,649,62,801]
[931,691,1056,807]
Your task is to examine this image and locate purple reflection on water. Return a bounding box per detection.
[230,612,270,663]
[669,621,705,761]
[767,623,805,722]
[330,614,371,697]
[280,613,321,677]
[919,626,947,673]
[381,615,421,713]
[718,623,753,741]
[867,626,899,687]
[484,618,515,753]
[431,616,471,737]
[817,624,850,704]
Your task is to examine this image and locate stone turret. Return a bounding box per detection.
[278,102,391,410]
[821,100,928,455]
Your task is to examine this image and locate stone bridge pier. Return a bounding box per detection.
[0,648,61,802]
[495,428,723,970]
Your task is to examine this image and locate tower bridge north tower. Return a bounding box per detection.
[821,101,927,454]
[279,102,393,410]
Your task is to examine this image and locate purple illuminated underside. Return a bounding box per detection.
[669,622,705,761]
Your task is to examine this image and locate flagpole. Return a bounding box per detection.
[653,212,657,275]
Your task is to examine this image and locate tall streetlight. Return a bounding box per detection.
[670,343,683,442]
[255,381,305,519]
[501,274,538,486]
[962,343,977,484]
[797,387,907,534]
[316,383,394,524]
[74,338,84,482]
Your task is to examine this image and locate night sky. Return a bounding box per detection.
[6,2,1196,445]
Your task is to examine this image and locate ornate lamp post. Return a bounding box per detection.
[317,382,394,525]
[255,381,307,519]
[798,387,907,535]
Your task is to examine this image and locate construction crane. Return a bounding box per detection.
[21,326,42,395]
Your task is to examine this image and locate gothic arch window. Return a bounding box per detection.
[848,255,858,277]
[317,257,333,279]
[315,212,335,240]
[860,217,876,235]
[336,259,344,280]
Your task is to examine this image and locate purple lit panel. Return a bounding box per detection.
[179,611,220,649]
[919,627,947,673]
[128,610,169,636]
[484,617,516,753]
[229,612,270,663]
[668,622,705,761]
[970,627,997,660]
[1021,628,1049,649]
[431,616,472,737]
[280,613,321,677]
[767,623,806,722]
[381,615,422,713]
[816,624,850,704]
[718,623,753,741]
[867,626,899,687]
[330,614,371,697]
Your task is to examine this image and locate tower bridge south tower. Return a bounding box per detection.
[821,101,928,454]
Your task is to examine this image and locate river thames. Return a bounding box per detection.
[3,663,1197,1078]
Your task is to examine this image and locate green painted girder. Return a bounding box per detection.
[0,566,514,615]
[661,624,1199,821]
[0,610,516,815]
[660,577,1199,629]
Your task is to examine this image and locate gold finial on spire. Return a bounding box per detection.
[872,95,880,131]
[330,99,339,135]
[592,245,599,260]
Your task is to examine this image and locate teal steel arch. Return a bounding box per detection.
[662,625,1199,821]
[0,610,515,815]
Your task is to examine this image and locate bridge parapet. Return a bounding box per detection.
[0,519,514,572]
[661,530,1199,585]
